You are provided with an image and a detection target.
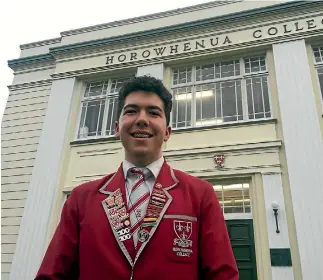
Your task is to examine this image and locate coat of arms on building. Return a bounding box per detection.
[214,154,225,168]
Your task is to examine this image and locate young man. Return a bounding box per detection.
[35,76,239,280]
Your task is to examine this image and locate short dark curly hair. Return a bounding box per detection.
[117,75,172,126]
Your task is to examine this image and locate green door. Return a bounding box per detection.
[226,219,257,280]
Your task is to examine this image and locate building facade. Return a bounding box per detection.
[2,1,323,279]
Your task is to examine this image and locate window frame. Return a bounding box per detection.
[169,55,272,130]
[75,74,134,141]
[213,182,253,220]
[313,46,323,108]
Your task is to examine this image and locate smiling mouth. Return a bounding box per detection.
[131,133,153,139]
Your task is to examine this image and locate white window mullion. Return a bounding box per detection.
[191,66,196,127]
[101,79,112,137]
[250,78,256,119]
[242,183,245,213]
[175,91,179,128]
[260,76,266,118]
[108,95,117,135]
[220,83,223,121]
[214,83,217,121]
[234,80,238,121]
[95,100,103,137]
[240,58,249,121]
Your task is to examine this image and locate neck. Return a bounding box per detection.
[125,153,162,167]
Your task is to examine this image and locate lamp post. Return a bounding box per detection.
[271,201,280,234]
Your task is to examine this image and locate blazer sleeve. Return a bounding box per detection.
[198,183,239,280]
[35,189,80,280]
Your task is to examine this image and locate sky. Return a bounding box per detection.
[0,0,216,120]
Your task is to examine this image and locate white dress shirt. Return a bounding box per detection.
[123,157,164,205]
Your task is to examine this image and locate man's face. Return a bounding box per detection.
[115,91,171,166]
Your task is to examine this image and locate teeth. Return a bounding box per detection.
[133,133,150,138]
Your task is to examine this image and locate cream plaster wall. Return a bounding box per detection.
[59,1,286,46]
[266,48,302,280]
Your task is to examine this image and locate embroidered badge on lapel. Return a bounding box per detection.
[172,220,193,257]
[105,188,131,240]
[135,183,168,251]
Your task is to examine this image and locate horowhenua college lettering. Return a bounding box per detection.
[105,15,323,66]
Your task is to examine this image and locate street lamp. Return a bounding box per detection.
[271,201,280,234]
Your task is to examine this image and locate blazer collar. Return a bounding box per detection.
[99,160,178,195]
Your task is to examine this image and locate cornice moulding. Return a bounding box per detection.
[49,28,323,80]
[20,37,61,50]
[163,140,282,156]
[60,0,241,37]
[8,79,52,91]
[8,54,55,70]
[7,2,320,70]
[51,1,315,55]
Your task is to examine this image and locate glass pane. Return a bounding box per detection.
[251,57,261,73]
[245,57,266,73]
[174,68,191,85]
[213,183,251,214]
[313,47,323,63]
[252,77,264,119]
[247,77,270,119]
[318,68,323,99]
[215,63,221,79]
[79,100,105,138]
[173,71,179,85]
[199,64,215,81]
[246,79,254,117]
[195,84,216,125]
[247,77,271,119]
[220,60,236,78]
[172,87,192,128]
[221,80,242,122]
[216,83,222,119]
[78,105,87,138]
[260,58,267,71]
[110,77,131,94]
[245,60,251,74]
[236,81,243,120]
[234,60,241,76]
[106,96,119,136]
[85,81,108,97]
[196,67,202,82]
[262,77,271,116]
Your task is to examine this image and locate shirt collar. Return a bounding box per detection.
[122,156,164,180]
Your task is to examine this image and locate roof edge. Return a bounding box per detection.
[20,38,62,50]
[60,0,241,37]
[51,1,313,54]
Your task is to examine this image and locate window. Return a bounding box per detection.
[313,46,323,101]
[214,183,251,214]
[171,56,271,129]
[77,76,132,139]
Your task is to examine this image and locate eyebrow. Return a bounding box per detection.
[123,104,163,112]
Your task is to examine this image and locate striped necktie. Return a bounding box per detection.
[128,168,151,248]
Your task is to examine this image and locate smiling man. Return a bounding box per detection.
[35,76,239,280]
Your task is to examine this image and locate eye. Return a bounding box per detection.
[149,111,160,116]
[124,109,136,115]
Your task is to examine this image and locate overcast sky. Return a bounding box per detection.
[0,0,218,120]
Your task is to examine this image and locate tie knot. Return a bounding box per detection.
[129,167,151,180]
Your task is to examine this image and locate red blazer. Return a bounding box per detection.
[36,161,238,280]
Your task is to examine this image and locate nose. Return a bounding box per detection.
[135,110,149,127]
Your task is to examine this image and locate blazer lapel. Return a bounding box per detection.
[99,165,135,266]
[134,161,179,263]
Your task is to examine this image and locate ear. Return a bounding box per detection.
[114,121,120,138]
[164,126,171,142]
